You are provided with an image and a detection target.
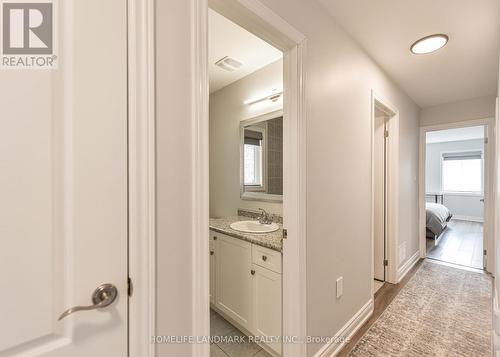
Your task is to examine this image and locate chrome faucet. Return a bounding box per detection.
[258,208,273,224]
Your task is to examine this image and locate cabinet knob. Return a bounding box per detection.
[210,251,214,255]
[250,269,255,275]
[262,255,267,262]
[213,236,217,240]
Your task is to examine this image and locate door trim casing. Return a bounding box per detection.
[128,0,156,356]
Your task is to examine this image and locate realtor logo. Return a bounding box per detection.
[1,0,57,68]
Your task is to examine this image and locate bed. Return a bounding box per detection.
[426,202,452,239]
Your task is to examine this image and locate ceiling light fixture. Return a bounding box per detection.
[410,34,449,55]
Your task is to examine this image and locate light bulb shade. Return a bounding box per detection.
[411,34,449,55]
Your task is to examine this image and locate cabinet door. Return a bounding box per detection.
[209,240,216,305]
[252,264,282,355]
[216,234,253,329]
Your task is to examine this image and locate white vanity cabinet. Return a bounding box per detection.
[209,232,217,305]
[214,232,253,331]
[210,230,282,356]
[252,263,282,355]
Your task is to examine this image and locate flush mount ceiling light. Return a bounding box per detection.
[215,56,243,71]
[410,34,449,55]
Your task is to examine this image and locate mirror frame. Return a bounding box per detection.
[240,109,283,203]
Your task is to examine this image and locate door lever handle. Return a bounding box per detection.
[58,283,118,321]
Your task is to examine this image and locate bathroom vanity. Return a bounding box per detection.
[209,216,283,356]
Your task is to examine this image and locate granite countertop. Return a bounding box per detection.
[209,216,283,252]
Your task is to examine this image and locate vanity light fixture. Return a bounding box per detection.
[410,34,449,55]
[243,89,283,105]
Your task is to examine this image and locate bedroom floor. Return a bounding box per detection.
[426,219,483,269]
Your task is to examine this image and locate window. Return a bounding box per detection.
[244,143,262,186]
[243,128,264,187]
[442,151,482,193]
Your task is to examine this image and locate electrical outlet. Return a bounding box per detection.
[336,277,343,298]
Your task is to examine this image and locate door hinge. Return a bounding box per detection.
[282,229,287,239]
[383,259,388,266]
[128,277,133,297]
[485,137,488,144]
[484,249,487,256]
[384,130,389,138]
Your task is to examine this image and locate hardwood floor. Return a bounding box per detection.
[337,259,425,357]
[426,219,483,269]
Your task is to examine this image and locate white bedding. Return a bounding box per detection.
[426,202,452,237]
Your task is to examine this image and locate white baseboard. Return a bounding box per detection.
[494,287,500,336]
[313,299,374,357]
[451,215,484,223]
[397,251,420,283]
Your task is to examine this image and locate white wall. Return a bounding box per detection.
[420,95,496,127]
[155,1,420,356]
[155,1,198,355]
[425,139,484,221]
[254,1,420,356]
[210,60,283,217]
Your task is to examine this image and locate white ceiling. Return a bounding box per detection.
[426,126,484,144]
[318,0,500,108]
[208,9,282,94]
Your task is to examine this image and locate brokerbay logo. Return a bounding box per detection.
[1,0,57,69]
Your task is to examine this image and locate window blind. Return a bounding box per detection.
[442,151,482,161]
[244,129,263,146]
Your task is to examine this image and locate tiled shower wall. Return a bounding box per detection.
[267,117,283,195]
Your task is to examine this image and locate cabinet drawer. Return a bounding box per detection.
[209,231,214,249]
[252,244,281,273]
[210,230,220,242]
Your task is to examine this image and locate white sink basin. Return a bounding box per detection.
[230,220,279,234]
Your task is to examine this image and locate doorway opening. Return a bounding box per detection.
[205,2,307,356]
[208,8,284,356]
[371,93,399,289]
[423,125,487,269]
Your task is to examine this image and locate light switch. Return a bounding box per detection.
[336,277,343,298]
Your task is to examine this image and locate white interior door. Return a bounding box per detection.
[374,114,386,281]
[0,0,128,356]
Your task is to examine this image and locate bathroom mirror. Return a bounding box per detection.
[240,110,283,202]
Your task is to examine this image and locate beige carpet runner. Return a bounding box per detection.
[350,261,492,356]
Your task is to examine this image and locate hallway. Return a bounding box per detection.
[340,260,492,356]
